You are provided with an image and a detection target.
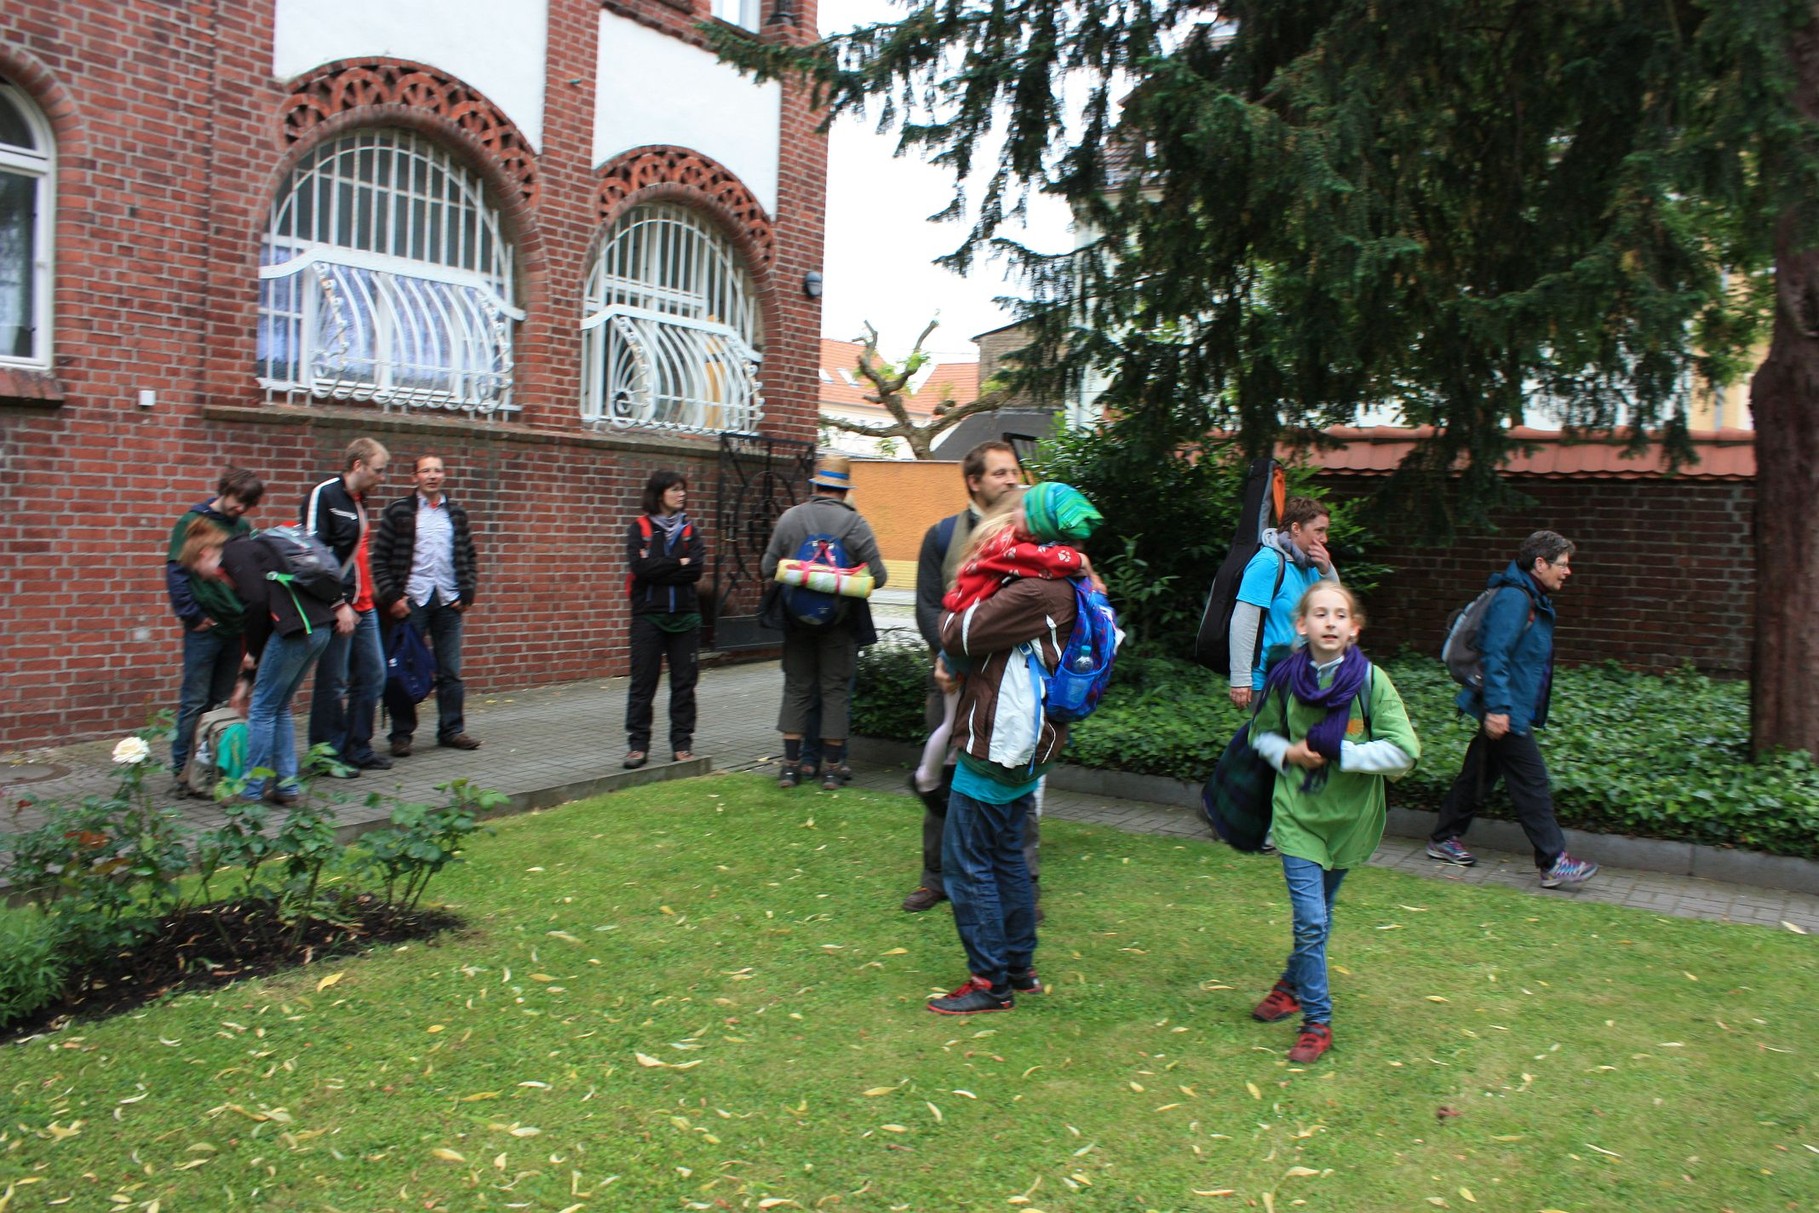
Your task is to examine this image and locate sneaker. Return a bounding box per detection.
[927,976,1014,1015]
[777,765,800,789]
[438,734,482,751]
[1008,967,1044,995]
[820,767,843,791]
[901,885,946,912]
[1426,837,1477,867]
[1287,1022,1333,1063]
[1540,852,1599,888]
[1252,979,1301,1023]
[390,738,414,758]
[1260,830,1277,854]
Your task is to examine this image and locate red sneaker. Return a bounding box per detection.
[927,976,1014,1015]
[1251,980,1301,1023]
[1287,1022,1333,1063]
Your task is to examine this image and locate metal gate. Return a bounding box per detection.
[710,433,816,651]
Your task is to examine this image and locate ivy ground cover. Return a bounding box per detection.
[856,646,1819,858]
[3,775,1813,1211]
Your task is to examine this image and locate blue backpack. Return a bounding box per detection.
[385,618,436,703]
[782,533,852,628]
[1025,578,1121,725]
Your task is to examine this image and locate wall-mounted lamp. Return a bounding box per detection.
[802,270,824,299]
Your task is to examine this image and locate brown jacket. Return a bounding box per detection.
[938,578,1079,781]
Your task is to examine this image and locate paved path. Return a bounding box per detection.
[5,659,1816,934]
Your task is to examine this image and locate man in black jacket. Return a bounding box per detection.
[900,440,1037,914]
[303,436,391,773]
[373,454,481,756]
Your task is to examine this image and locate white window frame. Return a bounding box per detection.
[711,0,764,32]
[258,128,521,415]
[0,81,54,370]
[581,201,764,436]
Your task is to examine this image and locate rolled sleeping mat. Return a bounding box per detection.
[774,559,875,599]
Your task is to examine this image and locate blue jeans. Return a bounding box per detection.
[383,592,468,743]
[245,628,331,796]
[941,787,1037,986]
[1280,854,1348,1025]
[173,624,242,770]
[308,607,383,763]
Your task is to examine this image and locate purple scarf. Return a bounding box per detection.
[1262,646,1370,789]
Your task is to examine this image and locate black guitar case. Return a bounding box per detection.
[1190,457,1285,671]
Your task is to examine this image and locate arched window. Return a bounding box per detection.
[0,79,53,369]
[581,202,763,435]
[258,128,520,414]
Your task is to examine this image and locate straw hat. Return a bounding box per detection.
[810,452,855,491]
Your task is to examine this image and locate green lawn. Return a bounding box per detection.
[3,775,1813,1212]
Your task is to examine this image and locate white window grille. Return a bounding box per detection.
[258,128,521,414]
[581,202,764,435]
[0,80,53,369]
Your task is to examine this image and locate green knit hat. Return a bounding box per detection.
[1024,481,1103,544]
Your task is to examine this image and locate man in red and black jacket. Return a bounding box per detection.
[301,436,391,774]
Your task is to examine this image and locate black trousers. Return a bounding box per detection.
[1431,727,1566,869]
[625,615,699,753]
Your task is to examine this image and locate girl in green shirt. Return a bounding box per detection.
[1246,584,1421,1063]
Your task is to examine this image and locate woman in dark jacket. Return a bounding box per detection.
[623,470,707,768]
[181,526,353,804]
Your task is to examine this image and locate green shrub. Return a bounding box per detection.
[853,639,934,742]
[0,905,67,1030]
[851,650,1819,858]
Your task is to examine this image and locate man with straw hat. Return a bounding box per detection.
[759,452,889,790]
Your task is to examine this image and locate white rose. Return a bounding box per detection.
[111,736,151,765]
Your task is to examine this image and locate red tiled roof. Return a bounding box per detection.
[1295,427,1756,479]
[819,338,980,420]
[916,359,980,410]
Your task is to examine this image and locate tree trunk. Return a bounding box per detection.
[1749,12,1819,757]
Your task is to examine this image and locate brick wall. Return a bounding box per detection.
[1320,475,1756,676]
[0,0,826,748]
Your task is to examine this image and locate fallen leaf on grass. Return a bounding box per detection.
[757,1201,800,1210]
[1426,996,1449,1003]
[862,1085,900,1097]
[1459,1188,1476,1203]
[1782,921,1807,934]
[925,1102,943,1123]
[880,1124,909,1133]
[1192,1189,1236,1197]
[316,972,344,992]
[634,1052,701,1070]
[432,1147,467,1163]
[1245,1083,1262,1101]
[1283,1166,1319,1178]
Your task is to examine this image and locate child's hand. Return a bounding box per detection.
[1284,739,1327,770]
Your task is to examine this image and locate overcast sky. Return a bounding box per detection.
[818,2,1076,362]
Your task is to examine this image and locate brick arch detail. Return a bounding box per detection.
[279,58,538,208]
[0,42,85,157]
[595,146,775,272]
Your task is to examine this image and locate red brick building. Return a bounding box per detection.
[0,0,828,747]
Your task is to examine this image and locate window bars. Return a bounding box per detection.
[581,202,764,436]
[0,81,53,368]
[258,128,521,414]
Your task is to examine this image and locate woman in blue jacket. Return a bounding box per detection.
[623,470,708,768]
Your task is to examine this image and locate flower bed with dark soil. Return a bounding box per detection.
[2,896,461,1045]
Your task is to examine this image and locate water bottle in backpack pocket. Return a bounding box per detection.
[1024,578,1122,725]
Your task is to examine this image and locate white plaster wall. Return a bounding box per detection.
[594,12,781,215]
[273,0,550,151]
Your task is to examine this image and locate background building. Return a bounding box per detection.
[0,0,828,747]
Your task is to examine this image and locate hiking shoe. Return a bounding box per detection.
[1009,967,1044,995]
[265,786,302,807]
[1426,837,1477,867]
[354,753,393,771]
[901,885,946,912]
[927,976,1014,1015]
[623,750,648,770]
[1287,1022,1333,1063]
[438,733,482,751]
[1252,980,1301,1023]
[821,767,843,791]
[777,765,801,789]
[1541,852,1599,888]
[390,738,414,758]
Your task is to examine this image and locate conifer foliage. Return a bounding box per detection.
[715,0,1819,755]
